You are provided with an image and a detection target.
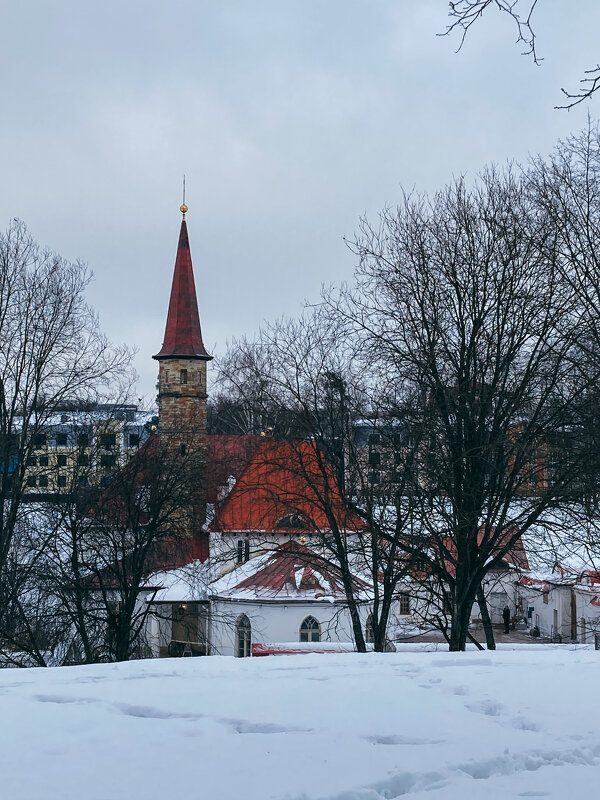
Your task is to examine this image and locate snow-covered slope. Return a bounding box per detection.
[2,647,599,799]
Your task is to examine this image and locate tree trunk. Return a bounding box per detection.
[477,584,496,650]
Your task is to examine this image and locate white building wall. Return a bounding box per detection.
[519,584,572,640]
[209,599,369,657]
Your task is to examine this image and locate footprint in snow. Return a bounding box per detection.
[35,694,99,705]
[465,699,503,716]
[115,703,203,720]
[365,734,445,746]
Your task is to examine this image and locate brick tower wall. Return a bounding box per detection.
[156,357,209,536]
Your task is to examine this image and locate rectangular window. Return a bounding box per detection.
[26,456,37,467]
[237,539,250,564]
[38,455,49,467]
[77,453,89,466]
[180,369,188,385]
[38,475,48,488]
[100,433,116,449]
[55,433,68,446]
[129,433,140,447]
[369,451,381,467]
[368,471,381,485]
[57,454,67,467]
[399,593,411,615]
[101,454,116,469]
[78,433,89,447]
[26,475,36,487]
[35,434,47,449]
[58,475,67,488]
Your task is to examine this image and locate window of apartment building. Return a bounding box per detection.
[26,475,36,487]
[101,454,116,469]
[38,455,49,467]
[55,433,68,447]
[100,433,117,449]
[128,433,140,447]
[77,453,89,466]
[78,476,89,487]
[35,434,46,449]
[180,369,188,385]
[38,476,48,488]
[57,454,67,467]
[237,539,250,564]
[368,470,381,485]
[412,557,427,573]
[26,456,37,467]
[369,451,381,467]
[78,433,89,447]
[57,475,67,488]
[368,433,380,446]
[398,593,411,615]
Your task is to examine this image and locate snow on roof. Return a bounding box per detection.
[147,560,209,603]
[210,541,372,602]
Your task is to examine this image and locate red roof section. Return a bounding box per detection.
[153,219,211,361]
[206,435,262,504]
[220,541,370,597]
[212,439,365,534]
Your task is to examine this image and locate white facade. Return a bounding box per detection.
[209,599,368,657]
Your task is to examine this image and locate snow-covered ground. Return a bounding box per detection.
[2,646,599,799]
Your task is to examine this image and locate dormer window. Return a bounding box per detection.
[274,513,310,530]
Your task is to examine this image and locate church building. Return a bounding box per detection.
[142,205,373,657]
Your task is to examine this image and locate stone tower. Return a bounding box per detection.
[153,205,212,431]
[153,205,212,542]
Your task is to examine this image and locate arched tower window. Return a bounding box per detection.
[236,614,251,658]
[299,616,321,643]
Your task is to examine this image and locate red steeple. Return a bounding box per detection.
[153,213,212,361]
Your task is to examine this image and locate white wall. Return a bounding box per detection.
[519,584,572,640]
[209,599,369,657]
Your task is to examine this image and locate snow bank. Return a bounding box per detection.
[2,647,599,799]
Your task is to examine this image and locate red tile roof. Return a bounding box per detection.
[211,439,365,534]
[206,434,262,504]
[153,219,211,361]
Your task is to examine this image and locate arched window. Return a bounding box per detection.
[299,616,321,643]
[236,614,251,658]
[274,513,310,530]
[365,613,374,644]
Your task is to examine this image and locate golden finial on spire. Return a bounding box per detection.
[180,175,188,217]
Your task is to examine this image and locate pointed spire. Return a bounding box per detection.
[153,208,212,361]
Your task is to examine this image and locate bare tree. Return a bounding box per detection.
[442,0,600,108]
[0,413,209,666]
[334,164,594,650]
[0,220,133,611]
[217,311,423,653]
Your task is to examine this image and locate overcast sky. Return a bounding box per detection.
[1,1,599,403]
